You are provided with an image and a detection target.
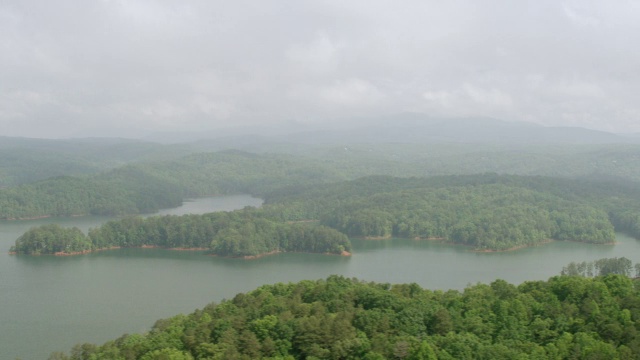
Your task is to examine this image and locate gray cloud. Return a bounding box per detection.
[1,0,639,138]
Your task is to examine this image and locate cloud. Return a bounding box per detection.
[422,91,455,108]
[562,3,601,27]
[286,31,343,75]
[553,81,604,98]
[421,84,512,118]
[463,84,513,107]
[320,78,384,106]
[2,0,640,136]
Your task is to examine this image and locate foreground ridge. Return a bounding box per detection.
[50,274,640,359]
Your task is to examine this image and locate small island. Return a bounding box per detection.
[9,224,92,255]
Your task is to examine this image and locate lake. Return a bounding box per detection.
[1,195,639,359]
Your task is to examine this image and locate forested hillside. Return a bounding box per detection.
[4,140,640,219]
[0,137,192,187]
[0,151,347,219]
[49,275,640,359]
[220,142,640,183]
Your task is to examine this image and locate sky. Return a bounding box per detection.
[1,0,640,138]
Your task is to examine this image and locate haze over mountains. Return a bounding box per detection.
[2,114,638,189]
[2,114,635,147]
[142,114,638,145]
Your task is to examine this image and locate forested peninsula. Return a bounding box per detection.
[49,274,640,359]
[262,174,640,250]
[11,173,640,255]
[10,209,351,258]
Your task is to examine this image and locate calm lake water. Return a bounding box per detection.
[1,195,639,359]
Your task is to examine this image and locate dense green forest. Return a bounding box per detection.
[5,132,640,358]
[5,132,640,186]
[4,139,640,220]
[9,224,92,255]
[264,174,640,245]
[4,138,640,252]
[11,173,640,253]
[10,208,350,257]
[290,142,640,183]
[320,185,614,250]
[0,137,194,187]
[0,151,347,219]
[49,274,640,359]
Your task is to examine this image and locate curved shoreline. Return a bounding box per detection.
[11,246,350,259]
[215,249,352,260]
[3,215,54,221]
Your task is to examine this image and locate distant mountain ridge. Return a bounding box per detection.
[2,114,638,187]
[143,113,636,145]
[271,114,632,145]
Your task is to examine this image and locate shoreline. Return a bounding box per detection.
[12,246,350,259]
[3,215,54,221]
[468,238,615,253]
[562,239,617,246]
[362,235,392,240]
[220,249,352,260]
[472,239,554,253]
[356,236,445,241]
[9,246,122,256]
[356,235,615,253]
[241,250,281,260]
[3,213,92,221]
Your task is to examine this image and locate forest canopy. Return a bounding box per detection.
[5,142,640,221]
[263,174,640,250]
[0,151,347,219]
[11,209,350,258]
[12,173,640,254]
[319,184,614,250]
[49,274,640,360]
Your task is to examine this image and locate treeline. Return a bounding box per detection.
[0,151,347,219]
[49,274,640,359]
[11,209,350,257]
[561,257,640,278]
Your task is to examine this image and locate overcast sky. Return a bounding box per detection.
[1,1,639,138]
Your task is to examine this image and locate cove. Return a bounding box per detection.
[1,195,640,359]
